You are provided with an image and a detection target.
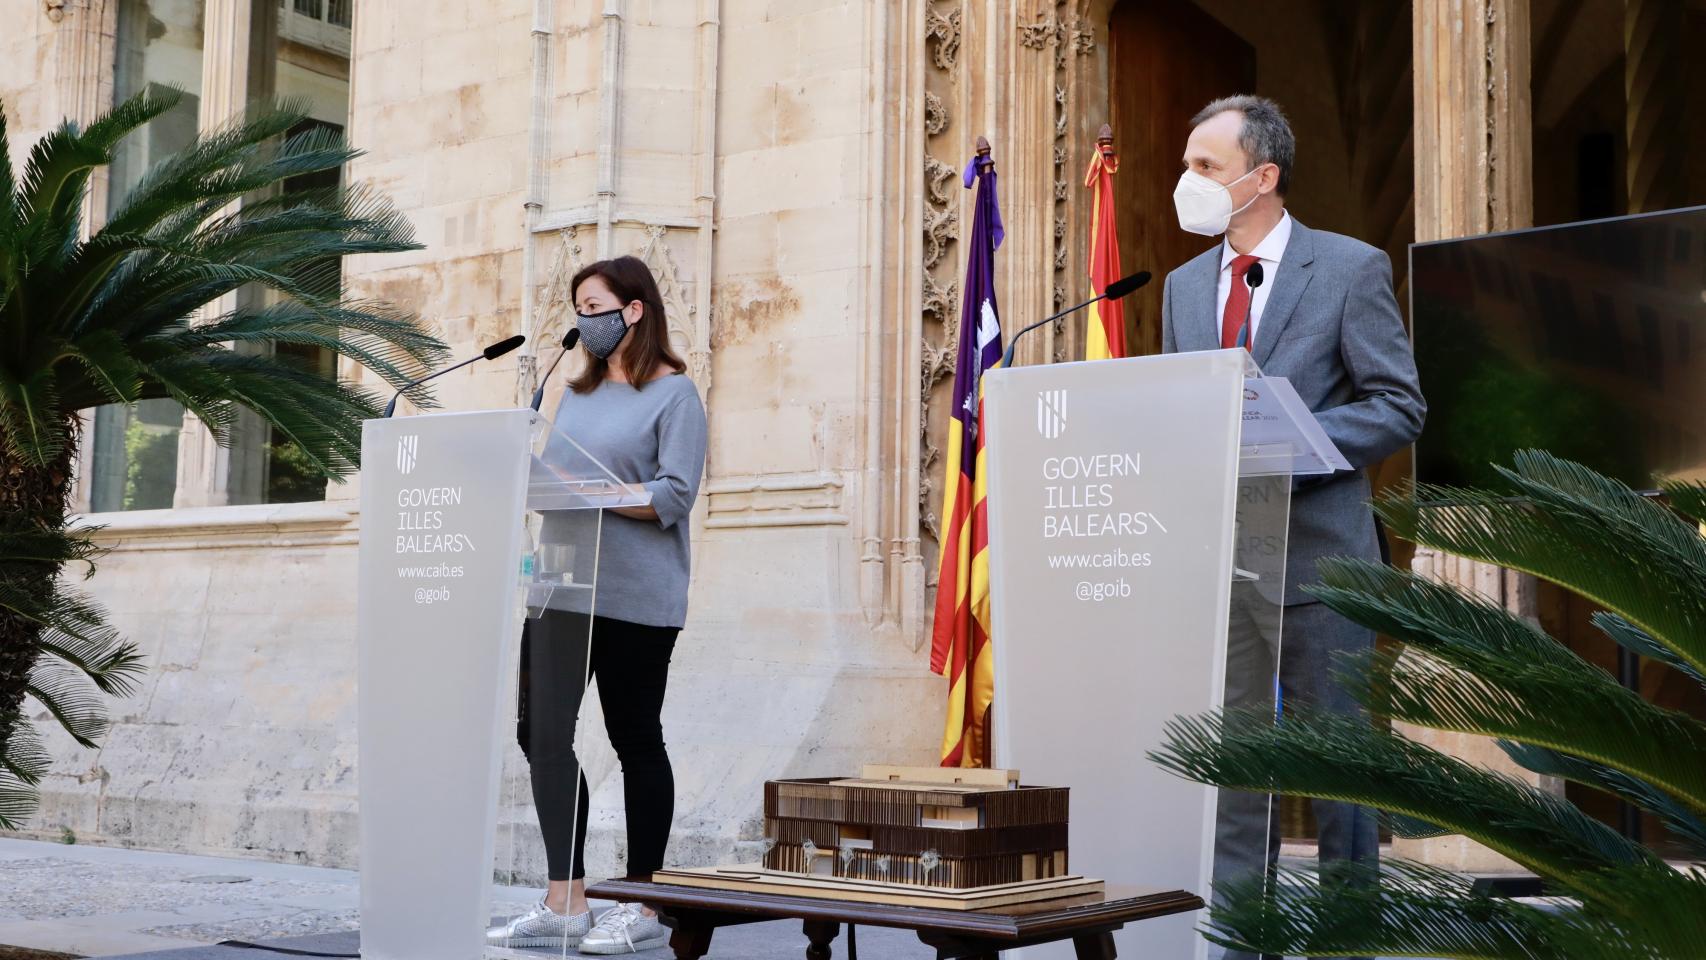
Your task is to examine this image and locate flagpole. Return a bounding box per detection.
[931,137,1004,768]
[1085,124,1126,361]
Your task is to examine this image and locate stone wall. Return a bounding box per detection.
[2,0,945,878]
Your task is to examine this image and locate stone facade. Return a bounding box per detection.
[3,0,1601,877]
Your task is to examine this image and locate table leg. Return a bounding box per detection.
[1072,931,1117,960]
[666,916,716,960]
[916,930,998,960]
[802,919,840,960]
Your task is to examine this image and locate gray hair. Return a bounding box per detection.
[1191,94,1295,195]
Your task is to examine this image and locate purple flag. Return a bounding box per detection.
[953,154,1004,437]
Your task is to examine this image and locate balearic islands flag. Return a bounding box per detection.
[930,149,1004,768]
[1083,141,1125,360]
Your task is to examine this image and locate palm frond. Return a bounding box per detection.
[15,88,181,265]
[1593,611,1704,688]
[1659,479,1706,527]
[101,96,318,238]
[1203,859,1691,960]
[1565,864,1706,957]
[60,328,145,407]
[1499,740,1706,858]
[0,519,103,577]
[161,299,444,393]
[0,721,49,829]
[26,658,111,749]
[1308,559,1706,813]
[1150,708,1656,886]
[0,105,17,248]
[0,366,68,463]
[1382,811,1455,840]
[1374,451,1706,679]
[1204,861,1582,960]
[0,580,141,699]
[1340,644,1706,816]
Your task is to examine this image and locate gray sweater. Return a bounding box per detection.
[541,373,707,628]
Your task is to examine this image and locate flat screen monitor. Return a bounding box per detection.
[1409,205,1706,490]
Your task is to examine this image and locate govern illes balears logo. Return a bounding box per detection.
[1037,388,1068,440]
[396,434,419,475]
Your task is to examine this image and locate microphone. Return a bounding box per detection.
[383,334,526,417]
[1001,271,1150,368]
[529,328,582,412]
[1235,262,1265,351]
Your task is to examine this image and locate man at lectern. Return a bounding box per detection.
[1160,95,1426,959]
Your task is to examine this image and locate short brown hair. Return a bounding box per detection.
[1191,94,1295,195]
[567,255,687,394]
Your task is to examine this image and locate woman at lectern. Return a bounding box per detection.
[487,255,707,955]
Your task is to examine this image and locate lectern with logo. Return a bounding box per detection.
[982,348,1347,960]
[355,409,649,960]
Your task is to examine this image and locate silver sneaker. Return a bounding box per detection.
[577,903,667,955]
[485,900,592,949]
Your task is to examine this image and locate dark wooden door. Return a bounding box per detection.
[1109,0,1256,356]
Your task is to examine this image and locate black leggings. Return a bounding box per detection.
[519,610,677,882]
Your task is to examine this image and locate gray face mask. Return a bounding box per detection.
[575,307,630,360]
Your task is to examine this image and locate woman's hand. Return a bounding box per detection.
[611,504,659,521]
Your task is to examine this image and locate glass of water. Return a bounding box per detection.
[537,543,576,584]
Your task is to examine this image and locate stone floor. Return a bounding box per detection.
[0,837,1446,960]
[0,838,938,960]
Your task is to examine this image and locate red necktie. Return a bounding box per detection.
[1219,254,1261,350]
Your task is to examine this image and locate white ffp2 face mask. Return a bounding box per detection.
[1173,166,1263,236]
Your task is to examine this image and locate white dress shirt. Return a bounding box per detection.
[1215,211,1293,347]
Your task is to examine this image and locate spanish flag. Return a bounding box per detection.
[1083,140,1125,360]
[930,148,1004,768]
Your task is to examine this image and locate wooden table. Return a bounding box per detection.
[586,878,1202,960]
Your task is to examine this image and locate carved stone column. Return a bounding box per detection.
[1410,0,1543,873]
[50,0,118,229]
[48,0,120,515]
[175,0,277,508]
[1414,0,1532,238]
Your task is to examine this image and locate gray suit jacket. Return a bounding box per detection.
[1161,218,1425,605]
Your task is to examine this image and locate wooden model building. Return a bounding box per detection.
[761,765,1069,889]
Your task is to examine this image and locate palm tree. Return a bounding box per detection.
[0,89,449,826]
[1151,451,1706,958]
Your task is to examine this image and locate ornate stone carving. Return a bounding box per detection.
[1019,12,1055,49]
[1072,22,1095,54]
[925,155,958,206]
[923,155,961,270]
[1047,1,1072,363]
[921,0,965,589]
[924,206,958,271]
[922,271,957,327]
[705,473,847,529]
[636,224,710,401]
[925,3,961,71]
[924,91,947,136]
[45,0,68,23]
[537,226,586,335]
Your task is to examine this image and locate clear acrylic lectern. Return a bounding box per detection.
[982,348,1348,960]
[356,408,650,960]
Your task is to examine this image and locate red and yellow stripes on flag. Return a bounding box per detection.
[931,149,1004,768]
[930,374,999,768]
[1083,145,1126,360]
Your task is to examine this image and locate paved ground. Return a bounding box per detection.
[0,838,939,960]
[1,837,1450,960]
